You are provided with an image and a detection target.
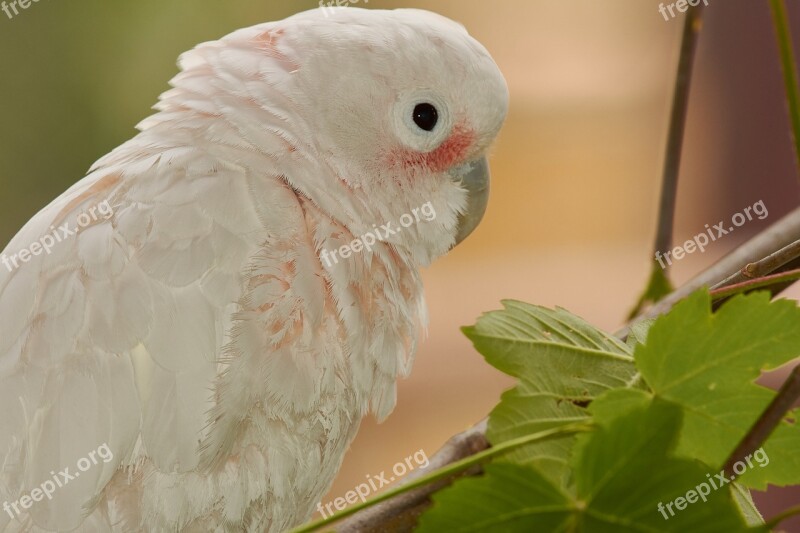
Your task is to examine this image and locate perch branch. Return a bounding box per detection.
[294,422,590,532]
[334,420,489,532]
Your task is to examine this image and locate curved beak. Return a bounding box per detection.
[449,156,490,245]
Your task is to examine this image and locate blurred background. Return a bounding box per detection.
[1,0,799,529]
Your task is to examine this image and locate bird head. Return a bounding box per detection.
[157,7,508,266]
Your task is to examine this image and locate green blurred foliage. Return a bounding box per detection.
[0,0,323,246]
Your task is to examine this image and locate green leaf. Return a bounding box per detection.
[585,387,652,424]
[635,290,800,489]
[573,396,754,532]
[463,301,637,482]
[418,397,757,532]
[587,378,765,526]
[416,463,575,533]
[626,318,655,351]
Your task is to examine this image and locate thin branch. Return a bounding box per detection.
[712,238,800,289]
[709,267,800,301]
[769,0,800,176]
[653,4,706,259]
[723,365,800,478]
[628,6,705,318]
[619,205,800,338]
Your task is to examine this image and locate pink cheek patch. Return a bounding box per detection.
[385,123,476,174]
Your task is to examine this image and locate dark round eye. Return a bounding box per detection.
[412,103,438,132]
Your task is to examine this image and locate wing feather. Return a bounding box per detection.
[0,140,271,530]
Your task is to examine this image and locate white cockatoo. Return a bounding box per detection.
[0,6,507,532]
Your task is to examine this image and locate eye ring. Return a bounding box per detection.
[391,90,452,153]
[413,103,438,132]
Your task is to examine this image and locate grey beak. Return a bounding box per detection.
[450,156,490,245]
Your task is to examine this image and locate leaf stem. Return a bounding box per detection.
[653,5,705,263]
[713,239,800,290]
[769,0,800,176]
[289,423,593,533]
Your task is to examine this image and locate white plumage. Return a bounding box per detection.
[0,7,507,531]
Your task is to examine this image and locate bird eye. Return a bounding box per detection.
[392,92,450,152]
[412,103,439,132]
